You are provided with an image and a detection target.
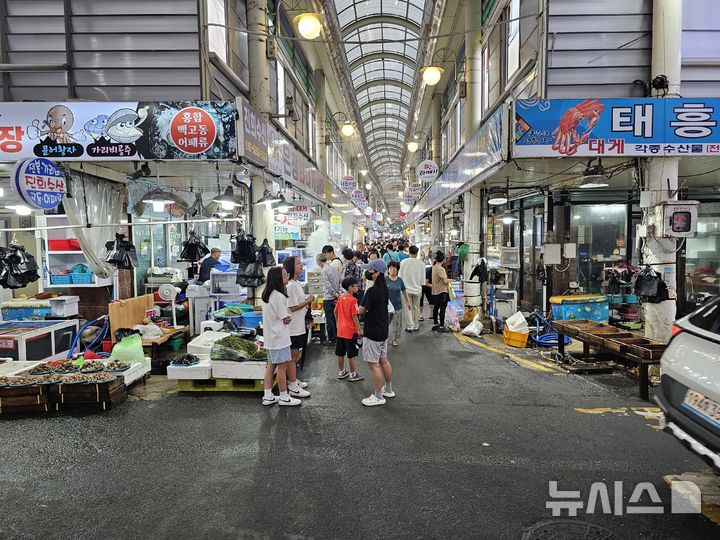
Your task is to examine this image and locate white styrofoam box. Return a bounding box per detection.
[212,360,266,380]
[167,359,212,380]
[49,296,79,317]
[121,361,151,386]
[187,331,230,356]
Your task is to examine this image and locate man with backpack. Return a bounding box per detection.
[382,243,399,265]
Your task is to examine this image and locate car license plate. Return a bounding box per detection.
[683,390,720,428]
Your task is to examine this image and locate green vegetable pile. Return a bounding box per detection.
[210,334,267,362]
[215,306,245,317]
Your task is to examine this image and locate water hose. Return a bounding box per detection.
[67,315,108,359]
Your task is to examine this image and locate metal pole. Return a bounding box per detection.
[0,216,245,233]
[642,0,683,343]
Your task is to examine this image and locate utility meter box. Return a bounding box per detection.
[655,201,699,238]
[542,244,563,265]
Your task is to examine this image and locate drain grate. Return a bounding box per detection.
[522,520,614,539]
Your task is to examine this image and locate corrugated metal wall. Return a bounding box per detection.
[546,0,652,98]
[1,0,202,102]
[682,0,720,97]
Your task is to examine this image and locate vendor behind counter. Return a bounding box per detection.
[197,247,223,283]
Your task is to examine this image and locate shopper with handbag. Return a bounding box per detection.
[261,266,300,407]
[431,251,451,333]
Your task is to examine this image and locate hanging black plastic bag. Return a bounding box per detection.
[257,239,276,267]
[634,266,670,303]
[179,231,209,263]
[237,261,265,288]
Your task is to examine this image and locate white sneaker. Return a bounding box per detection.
[289,385,311,398]
[382,385,396,398]
[278,396,301,406]
[297,379,309,388]
[362,394,386,407]
[262,395,278,406]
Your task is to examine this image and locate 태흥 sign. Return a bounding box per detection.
[513,98,720,157]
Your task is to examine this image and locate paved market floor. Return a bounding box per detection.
[1,321,719,540]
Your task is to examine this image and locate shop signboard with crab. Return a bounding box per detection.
[513,98,720,157]
[0,101,237,161]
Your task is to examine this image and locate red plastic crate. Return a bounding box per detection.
[49,239,81,251]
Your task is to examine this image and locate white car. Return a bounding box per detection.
[656,297,720,470]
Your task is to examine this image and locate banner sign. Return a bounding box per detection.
[357,199,368,210]
[417,160,439,182]
[0,101,236,161]
[274,213,301,240]
[330,213,342,235]
[422,106,506,211]
[403,194,416,206]
[13,158,65,210]
[267,123,324,200]
[340,176,357,191]
[513,98,720,157]
[407,182,423,196]
[237,99,268,167]
[350,189,365,201]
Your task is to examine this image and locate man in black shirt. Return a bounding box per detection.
[357,258,394,407]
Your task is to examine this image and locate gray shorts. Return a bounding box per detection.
[267,346,291,364]
[362,338,387,363]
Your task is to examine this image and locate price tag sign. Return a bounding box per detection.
[12,157,65,210]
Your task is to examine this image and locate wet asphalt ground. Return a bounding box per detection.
[0,319,718,539]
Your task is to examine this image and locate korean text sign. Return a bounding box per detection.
[13,158,65,210]
[0,101,236,160]
[513,98,720,157]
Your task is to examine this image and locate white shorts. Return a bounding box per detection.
[362,338,387,363]
[267,346,291,364]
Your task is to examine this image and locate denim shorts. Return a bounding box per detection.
[267,346,291,364]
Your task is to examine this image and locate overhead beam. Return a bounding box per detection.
[348,51,418,72]
[340,15,421,37]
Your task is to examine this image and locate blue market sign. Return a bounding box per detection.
[12,157,65,210]
[514,98,720,157]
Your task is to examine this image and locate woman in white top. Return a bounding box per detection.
[282,256,315,399]
[261,266,300,407]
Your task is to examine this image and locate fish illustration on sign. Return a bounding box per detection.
[83,115,109,141]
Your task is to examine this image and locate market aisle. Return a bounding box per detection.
[1,321,718,539]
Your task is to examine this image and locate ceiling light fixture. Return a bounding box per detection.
[501,209,516,225]
[488,186,508,206]
[213,186,242,210]
[255,188,281,206]
[142,188,175,213]
[365,182,372,190]
[407,141,419,153]
[421,47,459,87]
[273,194,294,213]
[360,169,368,176]
[341,122,355,137]
[293,13,322,40]
[420,66,444,86]
[579,158,609,189]
[7,205,32,216]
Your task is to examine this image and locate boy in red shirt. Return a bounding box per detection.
[334,277,364,382]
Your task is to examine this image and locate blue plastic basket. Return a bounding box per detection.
[71,273,94,284]
[50,274,72,285]
[242,312,263,327]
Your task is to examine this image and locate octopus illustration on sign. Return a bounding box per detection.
[26,105,85,158]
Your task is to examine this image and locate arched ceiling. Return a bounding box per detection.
[332,0,429,211]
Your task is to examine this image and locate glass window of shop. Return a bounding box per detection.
[569,204,628,294]
[522,208,544,308]
[684,202,720,310]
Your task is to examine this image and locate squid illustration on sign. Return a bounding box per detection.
[551,99,604,156]
[26,105,83,144]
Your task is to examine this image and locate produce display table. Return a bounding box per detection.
[554,320,666,400]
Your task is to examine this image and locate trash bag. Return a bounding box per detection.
[232,233,257,265]
[114,327,140,342]
[179,230,209,263]
[634,266,670,303]
[0,244,40,289]
[256,239,276,267]
[461,314,484,337]
[237,261,265,287]
[108,333,145,364]
[104,233,138,269]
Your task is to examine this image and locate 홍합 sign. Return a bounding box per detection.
[513,98,720,157]
[13,158,65,210]
[0,101,236,161]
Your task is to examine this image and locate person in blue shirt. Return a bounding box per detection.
[382,243,399,264]
[386,261,410,348]
[396,245,409,261]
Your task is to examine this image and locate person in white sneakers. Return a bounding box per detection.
[261,266,301,406]
[282,256,313,399]
[357,259,395,407]
[399,245,425,332]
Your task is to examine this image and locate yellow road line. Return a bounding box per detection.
[455,333,565,374]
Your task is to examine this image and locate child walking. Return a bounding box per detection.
[334,277,365,382]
